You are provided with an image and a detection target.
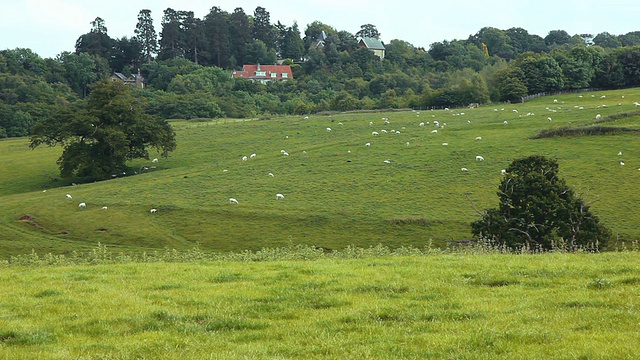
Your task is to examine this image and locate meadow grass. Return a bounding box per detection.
[1,89,639,257]
[0,250,638,359]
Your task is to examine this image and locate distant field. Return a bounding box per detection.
[0,250,639,359]
[1,89,639,258]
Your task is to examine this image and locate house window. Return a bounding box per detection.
[255,71,266,76]
[281,73,289,78]
[270,72,277,78]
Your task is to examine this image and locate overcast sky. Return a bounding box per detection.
[1,0,639,59]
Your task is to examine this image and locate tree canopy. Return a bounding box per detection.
[29,80,176,180]
[471,155,610,251]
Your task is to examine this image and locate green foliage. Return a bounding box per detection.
[29,80,176,180]
[472,156,610,250]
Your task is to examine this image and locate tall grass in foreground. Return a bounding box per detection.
[0,247,639,359]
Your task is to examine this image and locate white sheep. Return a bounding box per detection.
[442,142,448,146]
[406,142,410,146]
[283,152,289,156]
[78,202,86,209]
[101,206,108,210]
[268,172,275,177]
[601,95,606,99]
[553,99,558,103]
[372,131,379,136]
[250,153,257,159]
[304,116,309,120]
[501,169,507,174]
[548,117,552,121]
[419,122,425,127]
[365,142,371,147]
[276,193,285,200]
[150,208,157,213]
[618,151,622,156]
[503,120,508,125]
[152,158,159,163]
[476,155,485,161]
[229,198,239,204]
[461,168,468,172]
[369,121,373,126]
[596,114,602,120]
[512,109,518,113]
[431,129,438,134]
[475,136,482,141]
[620,161,625,166]
[326,127,332,132]
[381,129,388,133]
[66,194,72,199]
[383,159,391,164]
[242,156,248,161]
[338,122,343,126]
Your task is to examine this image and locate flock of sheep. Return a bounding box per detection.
[65,92,637,213]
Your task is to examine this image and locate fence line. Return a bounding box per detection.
[520,88,603,103]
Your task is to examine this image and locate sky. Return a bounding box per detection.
[1,0,640,59]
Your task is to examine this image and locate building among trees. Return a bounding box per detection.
[231,64,293,83]
[110,70,145,88]
[357,37,386,60]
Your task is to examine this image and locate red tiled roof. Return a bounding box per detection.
[231,64,293,81]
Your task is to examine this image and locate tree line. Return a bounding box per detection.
[3,5,640,138]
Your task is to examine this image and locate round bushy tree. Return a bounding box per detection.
[30,80,176,180]
[472,155,610,250]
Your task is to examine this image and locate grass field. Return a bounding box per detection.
[0,89,639,258]
[1,249,639,359]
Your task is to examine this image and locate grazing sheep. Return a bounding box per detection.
[101,206,108,210]
[476,155,485,161]
[620,161,626,166]
[150,208,157,213]
[501,169,507,174]
[461,167,469,172]
[431,129,438,134]
[442,142,448,146]
[338,122,343,126]
[372,131,380,136]
[475,136,482,141]
[512,109,518,113]
[383,159,391,164]
[548,117,553,122]
[618,151,623,156]
[596,114,602,120]
[78,202,86,209]
[419,122,425,127]
[250,153,257,159]
[229,198,239,204]
[406,142,410,146]
[66,194,72,199]
[395,131,401,135]
[326,127,332,132]
[242,156,248,161]
[268,172,275,177]
[365,142,371,147]
[601,95,606,99]
[283,152,289,156]
[634,102,640,107]
[304,116,309,120]
[369,121,373,126]
[152,158,159,163]
[276,193,285,200]
[381,129,388,133]
[553,99,558,103]
[503,120,508,125]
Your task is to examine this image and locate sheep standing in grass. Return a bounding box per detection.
[66,194,72,199]
[150,208,157,213]
[461,168,469,172]
[78,202,86,209]
[229,198,239,204]
[152,158,159,163]
[476,155,485,161]
[276,193,285,200]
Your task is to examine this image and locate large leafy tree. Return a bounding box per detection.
[158,8,183,60]
[472,155,610,250]
[134,9,158,63]
[75,17,115,61]
[29,80,176,180]
[355,24,380,39]
[228,8,252,67]
[203,6,231,68]
[252,6,275,50]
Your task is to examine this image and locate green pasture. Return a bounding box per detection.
[0,251,639,359]
[1,89,639,257]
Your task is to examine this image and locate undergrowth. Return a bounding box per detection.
[2,239,637,268]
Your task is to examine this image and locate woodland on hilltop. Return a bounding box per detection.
[2,5,640,138]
